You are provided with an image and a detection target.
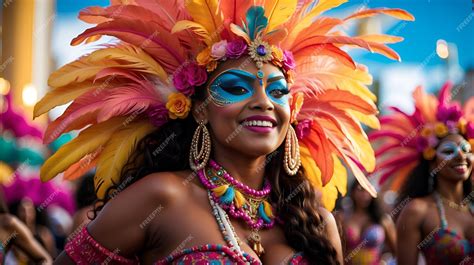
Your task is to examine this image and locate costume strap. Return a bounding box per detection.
[65,226,139,265]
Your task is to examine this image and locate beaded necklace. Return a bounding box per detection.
[196,159,275,256]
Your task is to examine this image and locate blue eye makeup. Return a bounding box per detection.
[266,77,289,106]
[208,70,289,106]
[436,140,472,159]
[209,70,255,106]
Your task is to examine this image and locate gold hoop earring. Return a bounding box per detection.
[189,120,211,171]
[283,125,301,176]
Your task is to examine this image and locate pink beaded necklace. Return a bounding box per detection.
[196,159,276,256]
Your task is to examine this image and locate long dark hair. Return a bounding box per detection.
[396,157,473,213]
[93,92,340,264]
[349,182,383,224]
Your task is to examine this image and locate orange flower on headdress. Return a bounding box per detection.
[285,70,295,85]
[290,92,304,124]
[457,118,467,134]
[271,46,284,68]
[166,92,192,119]
[423,147,436,160]
[434,122,448,137]
[197,47,213,66]
[420,126,434,138]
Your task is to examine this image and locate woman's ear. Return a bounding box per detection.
[192,100,209,122]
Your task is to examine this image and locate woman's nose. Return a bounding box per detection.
[248,88,274,111]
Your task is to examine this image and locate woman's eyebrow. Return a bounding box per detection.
[267,73,285,83]
[223,69,256,81]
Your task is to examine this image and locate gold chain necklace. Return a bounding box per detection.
[438,193,470,213]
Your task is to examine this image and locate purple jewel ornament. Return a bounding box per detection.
[256,45,266,56]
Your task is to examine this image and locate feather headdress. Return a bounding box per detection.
[35,0,413,210]
[369,82,474,191]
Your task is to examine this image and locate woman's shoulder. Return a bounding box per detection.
[397,196,434,223]
[129,170,198,205]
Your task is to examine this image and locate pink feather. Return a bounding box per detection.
[71,18,186,72]
[97,82,162,122]
[437,81,453,108]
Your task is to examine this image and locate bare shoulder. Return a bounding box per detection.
[398,197,431,220]
[127,170,196,206]
[318,207,336,227]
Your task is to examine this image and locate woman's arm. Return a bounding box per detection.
[381,214,397,256]
[319,208,344,265]
[54,172,181,264]
[396,199,426,265]
[6,215,52,264]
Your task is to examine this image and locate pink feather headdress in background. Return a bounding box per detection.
[369,82,474,191]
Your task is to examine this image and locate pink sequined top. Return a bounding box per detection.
[65,227,309,264]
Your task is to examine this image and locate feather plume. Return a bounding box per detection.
[344,8,414,21]
[40,117,127,182]
[185,0,223,40]
[63,148,102,180]
[71,18,186,72]
[95,119,154,199]
[264,0,297,33]
[87,45,168,82]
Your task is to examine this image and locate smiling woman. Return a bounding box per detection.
[33,0,414,264]
[369,82,474,265]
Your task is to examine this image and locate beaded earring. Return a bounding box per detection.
[189,120,212,171]
[283,125,301,175]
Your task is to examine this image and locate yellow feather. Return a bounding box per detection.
[212,184,229,197]
[40,117,127,182]
[185,0,223,41]
[300,144,322,188]
[87,45,168,83]
[263,201,274,218]
[347,110,380,129]
[172,20,212,46]
[301,145,348,210]
[48,58,118,88]
[34,81,116,118]
[264,0,297,33]
[95,119,155,199]
[356,34,403,44]
[234,190,246,208]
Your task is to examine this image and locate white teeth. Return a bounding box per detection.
[453,165,467,170]
[242,120,273,127]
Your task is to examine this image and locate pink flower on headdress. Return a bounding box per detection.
[283,51,296,71]
[173,67,191,94]
[415,136,429,152]
[466,121,474,139]
[296,119,312,140]
[211,40,228,60]
[436,103,463,123]
[226,39,248,59]
[173,62,207,96]
[427,135,439,147]
[146,104,169,128]
[185,63,207,86]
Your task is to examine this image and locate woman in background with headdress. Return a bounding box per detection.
[34,0,412,263]
[370,82,474,265]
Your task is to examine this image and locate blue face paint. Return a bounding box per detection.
[436,140,472,160]
[265,73,289,106]
[208,69,289,106]
[209,69,255,106]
